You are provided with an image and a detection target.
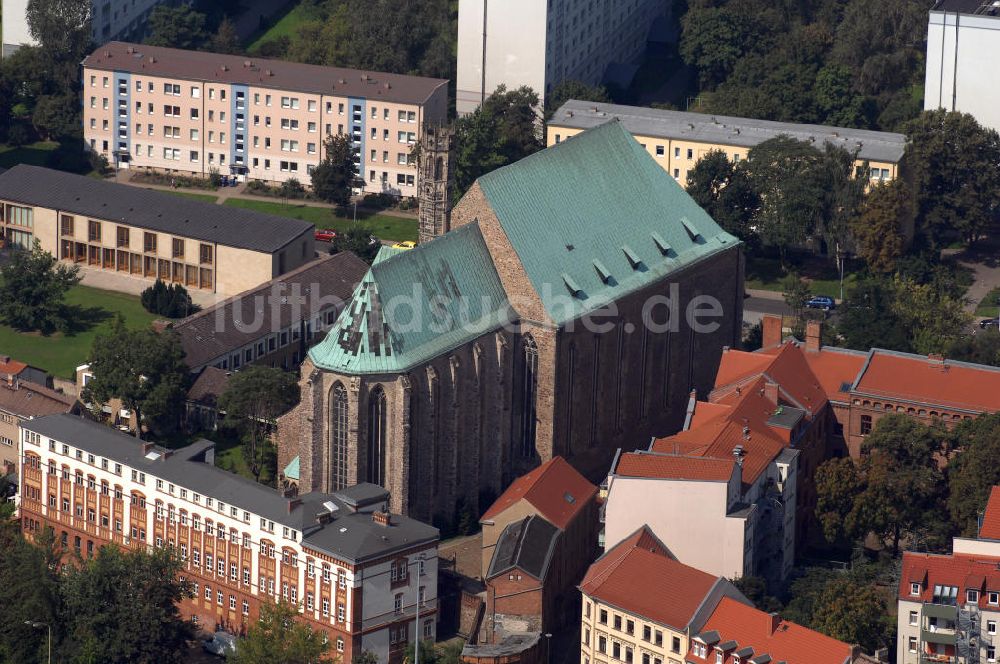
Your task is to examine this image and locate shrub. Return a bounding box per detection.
[140,279,198,318]
[208,167,223,188]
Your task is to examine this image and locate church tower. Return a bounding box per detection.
[417,122,454,244]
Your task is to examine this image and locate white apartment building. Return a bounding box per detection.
[924,0,1000,132]
[17,413,439,664]
[455,0,663,115]
[2,0,173,57]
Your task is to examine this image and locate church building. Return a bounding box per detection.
[276,121,745,527]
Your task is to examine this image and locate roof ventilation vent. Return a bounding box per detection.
[562,273,583,298]
[681,217,702,242]
[243,60,252,67]
[220,64,229,72]
[265,69,273,76]
[622,245,642,270]
[593,260,612,284]
[149,56,156,64]
[651,232,672,256]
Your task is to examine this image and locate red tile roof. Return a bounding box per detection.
[900,551,1000,605]
[688,401,732,429]
[980,487,1000,540]
[854,350,1000,412]
[480,457,597,530]
[692,597,854,664]
[580,526,720,631]
[799,346,867,404]
[713,343,828,417]
[0,358,28,377]
[615,452,734,482]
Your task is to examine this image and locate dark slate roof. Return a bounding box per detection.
[22,414,438,562]
[933,0,994,13]
[171,252,369,369]
[0,165,313,253]
[84,42,448,106]
[0,382,77,418]
[486,514,560,581]
[462,634,541,657]
[185,367,230,406]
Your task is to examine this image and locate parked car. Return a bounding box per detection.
[805,295,835,311]
[314,229,337,242]
[202,631,237,658]
[980,318,999,329]
[393,240,417,250]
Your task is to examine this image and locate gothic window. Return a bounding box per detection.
[368,386,387,486]
[520,335,538,458]
[330,382,348,491]
[591,335,601,448]
[434,156,444,181]
[615,326,625,431]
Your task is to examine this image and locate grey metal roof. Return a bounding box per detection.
[550,100,907,163]
[766,405,805,430]
[486,514,560,581]
[171,252,369,369]
[22,414,437,563]
[84,42,448,107]
[0,165,313,253]
[462,633,540,657]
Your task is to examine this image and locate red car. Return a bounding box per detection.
[314,229,337,242]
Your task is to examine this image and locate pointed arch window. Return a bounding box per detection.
[368,386,387,486]
[520,335,538,458]
[330,382,348,491]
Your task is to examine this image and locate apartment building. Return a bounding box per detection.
[0,358,78,475]
[168,252,369,374]
[547,100,906,186]
[0,164,315,297]
[579,525,751,664]
[81,42,449,194]
[1,0,171,57]
[456,0,662,114]
[925,0,1000,132]
[18,414,439,664]
[896,487,1000,664]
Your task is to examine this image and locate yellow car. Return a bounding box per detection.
[393,241,417,250]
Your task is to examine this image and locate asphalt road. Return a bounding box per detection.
[743,295,792,324]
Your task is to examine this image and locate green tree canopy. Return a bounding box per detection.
[0,523,62,664]
[230,601,332,664]
[543,80,611,120]
[0,240,81,333]
[59,546,194,664]
[902,110,1000,248]
[218,366,300,482]
[453,85,543,202]
[680,1,780,89]
[26,0,93,64]
[808,577,890,651]
[82,316,189,437]
[329,226,380,264]
[850,180,912,274]
[146,5,210,50]
[948,415,1000,537]
[311,134,357,206]
[685,150,759,242]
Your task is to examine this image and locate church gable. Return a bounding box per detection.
[475,120,739,325]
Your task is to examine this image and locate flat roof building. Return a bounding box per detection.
[81,42,449,195]
[0,164,315,297]
[547,100,907,187]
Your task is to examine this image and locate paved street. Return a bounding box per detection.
[743,290,792,325]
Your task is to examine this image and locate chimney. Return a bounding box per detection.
[373,510,391,527]
[732,445,745,467]
[287,498,302,513]
[141,442,155,455]
[768,612,781,635]
[763,380,779,405]
[762,315,782,348]
[805,319,822,353]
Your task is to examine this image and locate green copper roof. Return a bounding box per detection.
[283,456,300,481]
[309,223,514,374]
[477,120,739,325]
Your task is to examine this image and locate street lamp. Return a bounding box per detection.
[544,632,553,664]
[24,621,51,664]
[413,552,427,664]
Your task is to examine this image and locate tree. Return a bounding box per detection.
[218,366,300,483]
[902,110,1000,248]
[329,225,379,264]
[731,576,782,613]
[814,457,863,545]
[311,134,356,206]
[453,85,543,201]
[140,279,196,318]
[59,546,194,664]
[948,415,1000,537]
[82,316,189,437]
[230,601,333,664]
[0,523,62,664]
[543,80,610,120]
[32,92,82,140]
[809,577,890,651]
[0,240,80,333]
[946,329,1000,367]
[680,2,779,89]
[781,272,811,320]
[850,180,912,273]
[685,151,759,242]
[210,17,242,54]
[26,0,92,64]
[145,5,210,50]
[814,63,866,128]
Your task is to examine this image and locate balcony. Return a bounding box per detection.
[919,656,956,664]
[361,597,438,632]
[921,629,957,646]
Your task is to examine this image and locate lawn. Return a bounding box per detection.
[145,188,218,204]
[976,287,1000,318]
[223,197,418,242]
[0,285,157,379]
[745,255,859,300]
[246,1,313,53]
[0,140,60,169]
[213,435,277,487]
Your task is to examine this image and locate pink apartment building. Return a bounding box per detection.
[81,42,449,195]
